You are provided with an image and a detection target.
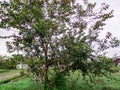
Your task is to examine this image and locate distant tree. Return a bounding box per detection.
[0,0,119,89]
[11,54,24,64]
[0,55,8,69]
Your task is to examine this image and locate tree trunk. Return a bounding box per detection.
[44,43,49,90]
[44,65,48,90]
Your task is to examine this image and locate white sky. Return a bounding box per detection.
[0,0,120,57]
[89,0,120,57]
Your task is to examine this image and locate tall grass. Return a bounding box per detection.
[66,71,120,90]
[0,78,37,90]
[0,70,120,90]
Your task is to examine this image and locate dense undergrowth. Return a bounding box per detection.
[65,71,120,90]
[0,70,120,90]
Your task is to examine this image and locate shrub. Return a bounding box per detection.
[102,85,118,90]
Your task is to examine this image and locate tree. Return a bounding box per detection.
[0,55,8,69]
[11,54,24,64]
[0,0,119,89]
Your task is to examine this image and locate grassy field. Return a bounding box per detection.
[0,69,22,85]
[0,69,20,77]
[0,78,37,90]
[0,70,120,90]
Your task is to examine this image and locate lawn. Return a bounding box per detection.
[0,69,20,77]
[0,78,37,90]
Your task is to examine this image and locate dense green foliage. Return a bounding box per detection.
[0,71,120,90]
[0,54,24,69]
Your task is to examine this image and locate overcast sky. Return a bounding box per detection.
[89,0,120,57]
[0,0,120,57]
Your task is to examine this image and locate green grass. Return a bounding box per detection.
[0,69,20,76]
[0,74,22,84]
[0,69,8,73]
[0,71,120,90]
[66,71,120,90]
[0,78,37,90]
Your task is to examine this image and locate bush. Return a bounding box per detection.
[20,69,26,76]
[102,85,118,90]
